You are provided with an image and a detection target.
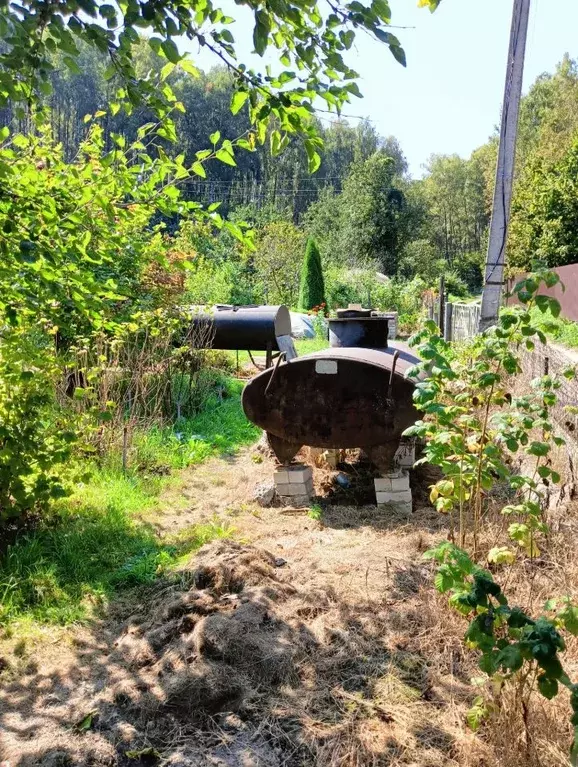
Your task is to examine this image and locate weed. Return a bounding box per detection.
[308,504,323,521]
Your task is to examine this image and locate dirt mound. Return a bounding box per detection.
[0,539,462,767]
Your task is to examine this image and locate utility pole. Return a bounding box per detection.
[479,0,531,332]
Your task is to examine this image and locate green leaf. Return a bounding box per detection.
[253,10,271,56]
[231,91,249,115]
[216,148,236,167]
[537,674,558,700]
[191,162,206,178]
[73,709,97,732]
[488,547,515,566]
[389,44,407,67]
[209,131,221,145]
[527,441,549,457]
[161,39,180,64]
[180,59,200,77]
[496,644,523,672]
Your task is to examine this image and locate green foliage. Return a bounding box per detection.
[337,154,415,275]
[0,331,75,521]
[405,269,567,553]
[425,542,578,760]
[0,374,253,625]
[299,238,326,311]
[135,378,260,468]
[254,221,306,306]
[0,0,426,167]
[509,135,578,270]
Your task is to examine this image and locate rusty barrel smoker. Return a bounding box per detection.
[242,307,421,473]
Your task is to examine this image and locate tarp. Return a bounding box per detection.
[290,312,326,339]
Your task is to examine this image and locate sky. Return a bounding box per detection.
[191,0,578,177]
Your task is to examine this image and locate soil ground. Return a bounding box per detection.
[0,443,576,767]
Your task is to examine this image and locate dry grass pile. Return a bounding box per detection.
[0,539,474,767]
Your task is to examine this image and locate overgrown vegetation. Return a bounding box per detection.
[0,377,255,626]
[406,271,578,761]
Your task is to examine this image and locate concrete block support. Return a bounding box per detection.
[375,470,412,512]
[274,464,314,504]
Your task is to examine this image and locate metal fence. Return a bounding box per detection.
[448,302,481,342]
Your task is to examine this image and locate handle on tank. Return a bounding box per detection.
[265,351,286,397]
[386,350,400,399]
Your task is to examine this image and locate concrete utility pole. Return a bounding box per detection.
[479,0,531,332]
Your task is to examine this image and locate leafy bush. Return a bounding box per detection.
[299,238,326,311]
[0,331,78,522]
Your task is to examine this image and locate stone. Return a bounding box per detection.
[253,482,275,507]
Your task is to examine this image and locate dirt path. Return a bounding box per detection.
[0,444,569,767]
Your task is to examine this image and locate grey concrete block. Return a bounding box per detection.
[374,472,410,493]
[287,464,313,484]
[276,478,314,497]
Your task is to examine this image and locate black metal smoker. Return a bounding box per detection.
[241,306,421,472]
[191,305,296,366]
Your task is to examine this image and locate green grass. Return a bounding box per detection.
[230,335,330,370]
[0,375,254,628]
[131,377,260,471]
[529,306,578,350]
[0,491,231,625]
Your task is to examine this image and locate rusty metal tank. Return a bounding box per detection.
[241,342,421,471]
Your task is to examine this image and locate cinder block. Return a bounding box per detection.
[274,469,289,484]
[378,501,412,514]
[287,464,313,484]
[276,478,314,497]
[375,489,412,505]
[374,472,409,493]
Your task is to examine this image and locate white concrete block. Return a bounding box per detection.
[374,471,409,493]
[375,489,412,505]
[276,478,314,497]
[274,469,289,484]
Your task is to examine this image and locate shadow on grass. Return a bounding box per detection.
[0,379,255,627]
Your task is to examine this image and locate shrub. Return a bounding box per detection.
[298,238,326,311]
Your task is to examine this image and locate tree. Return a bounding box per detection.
[337,153,415,275]
[509,135,578,270]
[254,221,306,306]
[299,238,326,311]
[0,0,428,167]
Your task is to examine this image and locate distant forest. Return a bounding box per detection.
[4,44,578,290]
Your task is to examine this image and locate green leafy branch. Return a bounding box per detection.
[426,541,578,764]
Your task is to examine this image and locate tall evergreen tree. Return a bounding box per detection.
[299,238,326,310]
